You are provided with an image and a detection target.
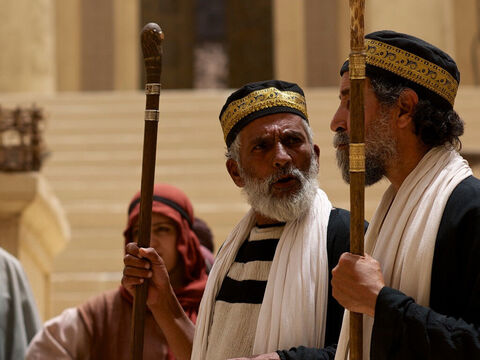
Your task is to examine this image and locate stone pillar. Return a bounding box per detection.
[55,0,139,91]
[140,0,195,89]
[0,173,70,320]
[304,0,342,86]
[0,0,56,93]
[366,0,456,56]
[272,0,306,88]
[54,0,81,91]
[226,0,273,88]
[113,0,140,90]
[452,0,479,85]
[80,0,115,90]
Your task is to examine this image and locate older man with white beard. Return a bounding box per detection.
[123,80,358,360]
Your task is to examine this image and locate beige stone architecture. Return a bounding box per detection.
[0,0,56,93]
[0,173,70,320]
[2,86,479,318]
[1,0,479,93]
[0,0,479,322]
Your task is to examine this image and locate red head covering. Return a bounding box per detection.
[122,184,208,322]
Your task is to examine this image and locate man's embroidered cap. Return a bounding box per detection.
[219,80,308,147]
[340,30,460,109]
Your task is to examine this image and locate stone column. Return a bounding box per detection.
[0,0,56,93]
[226,0,273,88]
[80,0,115,90]
[54,0,81,91]
[272,0,307,88]
[304,0,342,86]
[452,0,479,85]
[0,173,70,320]
[366,0,456,55]
[113,0,140,90]
[140,0,194,89]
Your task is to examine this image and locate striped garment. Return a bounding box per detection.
[204,223,285,360]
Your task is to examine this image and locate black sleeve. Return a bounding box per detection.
[371,176,480,360]
[276,208,367,360]
[277,345,336,360]
[371,287,480,360]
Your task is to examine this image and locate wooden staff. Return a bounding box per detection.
[130,22,164,360]
[348,1,366,359]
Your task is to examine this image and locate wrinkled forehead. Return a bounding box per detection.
[239,113,307,140]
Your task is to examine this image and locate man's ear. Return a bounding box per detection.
[226,158,245,187]
[313,144,320,165]
[396,89,418,129]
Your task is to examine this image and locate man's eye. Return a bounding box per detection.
[252,143,266,151]
[284,136,302,145]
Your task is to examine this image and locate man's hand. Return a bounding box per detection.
[331,252,385,317]
[122,242,172,306]
[228,352,280,360]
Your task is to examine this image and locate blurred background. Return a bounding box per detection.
[1,0,479,321]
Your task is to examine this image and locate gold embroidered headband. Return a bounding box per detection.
[365,39,458,106]
[220,87,308,145]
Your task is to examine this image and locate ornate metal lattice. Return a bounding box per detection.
[0,105,47,171]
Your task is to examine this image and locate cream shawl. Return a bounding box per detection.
[191,188,333,359]
[335,147,472,360]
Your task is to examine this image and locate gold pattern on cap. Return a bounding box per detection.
[220,87,308,142]
[365,39,458,106]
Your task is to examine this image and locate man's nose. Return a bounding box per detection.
[273,142,291,168]
[331,107,348,133]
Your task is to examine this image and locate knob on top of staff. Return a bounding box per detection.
[141,23,164,85]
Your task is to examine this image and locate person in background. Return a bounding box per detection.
[0,247,41,360]
[123,80,359,360]
[193,217,215,273]
[26,183,210,360]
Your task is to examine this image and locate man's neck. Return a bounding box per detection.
[387,143,430,192]
[254,212,282,226]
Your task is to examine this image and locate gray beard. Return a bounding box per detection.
[334,111,397,186]
[238,155,319,222]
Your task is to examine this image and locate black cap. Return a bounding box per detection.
[340,30,459,109]
[219,80,308,147]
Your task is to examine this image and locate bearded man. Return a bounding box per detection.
[123,80,359,360]
[330,30,480,359]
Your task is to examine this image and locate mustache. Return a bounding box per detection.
[333,131,350,148]
[267,166,302,186]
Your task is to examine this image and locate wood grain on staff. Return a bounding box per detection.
[131,22,164,360]
[348,0,366,359]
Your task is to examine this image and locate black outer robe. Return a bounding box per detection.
[371,175,480,359]
[279,176,480,360]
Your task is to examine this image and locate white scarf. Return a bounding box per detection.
[191,188,333,359]
[335,147,472,360]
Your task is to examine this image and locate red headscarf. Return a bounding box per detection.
[122,184,208,322]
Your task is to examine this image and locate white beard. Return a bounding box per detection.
[239,155,319,222]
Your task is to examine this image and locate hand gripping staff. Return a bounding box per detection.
[348,1,366,359]
[130,23,164,360]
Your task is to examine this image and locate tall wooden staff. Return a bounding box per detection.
[131,22,164,360]
[348,1,366,359]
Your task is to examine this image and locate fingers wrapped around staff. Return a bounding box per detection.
[331,253,385,317]
[123,243,154,288]
[122,242,172,302]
